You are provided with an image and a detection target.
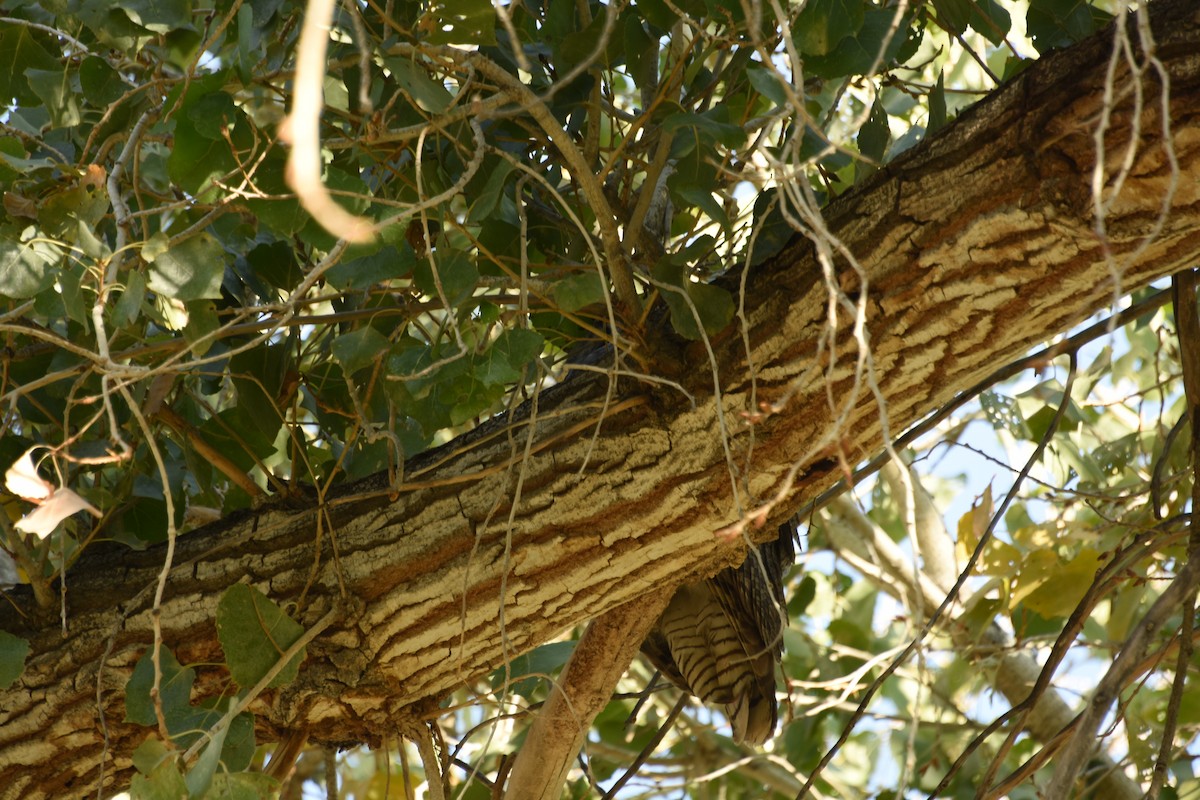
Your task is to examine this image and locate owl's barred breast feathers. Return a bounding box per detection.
[640,520,797,744]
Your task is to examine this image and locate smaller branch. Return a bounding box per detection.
[410,723,445,800]
[1032,274,1200,799]
[0,16,91,53]
[1148,609,1193,800]
[152,405,264,500]
[323,748,338,800]
[504,591,671,800]
[881,458,958,593]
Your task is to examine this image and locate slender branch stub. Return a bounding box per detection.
[282,0,376,243]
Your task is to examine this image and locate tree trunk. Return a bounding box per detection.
[3,2,1200,796]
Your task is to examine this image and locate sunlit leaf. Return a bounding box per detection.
[147,232,226,301]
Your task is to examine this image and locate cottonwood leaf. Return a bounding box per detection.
[0,632,30,690]
[216,584,306,689]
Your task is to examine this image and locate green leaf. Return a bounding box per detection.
[794,0,865,57]
[80,57,129,110]
[0,631,30,690]
[746,66,788,108]
[855,95,890,181]
[1026,0,1110,54]
[552,272,607,312]
[26,68,83,129]
[184,719,228,798]
[125,647,196,727]
[113,268,148,327]
[199,407,280,471]
[490,640,577,697]
[1015,548,1102,619]
[132,738,174,776]
[216,584,306,689]
[687,283,736,337]
[622,13,657,89]
[0,229,62,299]
[129,754,188,800]
[183,299,219,356]
[242,240,304,293]
[801,7,916,79]
[187,92,238,139]
[113,0,196,34]
[674,186,731,233]
[425,0,497,45]
[39,169,111,236]
[236,3,254,83]
[324,243,415,292]
[661,109,746,149]
[635,0,678,32]
[928,71,948,133]
[167,113,240,198]
[467,159,516,224]
[161,70,231,118]
[979,390,1028,438]
[651,259,735,340]
[384,56,455,112]
[0,137,26,183]
[558,11,622,71]
[747,190,793,267]
[932,0,972,35]
[0,25,58,106]
[970,0,1012,45]
[477,328,543,385]
[933,0,1011,42]
[209,772,280,800]
[331,326,391,376]
[147,232,226,301]
[414,250,479,306]
[59,262,88,325]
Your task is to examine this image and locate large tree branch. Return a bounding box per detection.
[3,2,1200,797]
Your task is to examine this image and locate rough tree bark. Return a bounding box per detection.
[2,2,1200,797]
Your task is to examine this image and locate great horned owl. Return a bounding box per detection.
[640,520,795,744]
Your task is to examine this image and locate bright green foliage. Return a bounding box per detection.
[0,0,1174,797]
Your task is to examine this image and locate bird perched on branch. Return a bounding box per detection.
[640,520,796,744]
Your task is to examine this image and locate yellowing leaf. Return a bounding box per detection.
[1014,548,1103,619]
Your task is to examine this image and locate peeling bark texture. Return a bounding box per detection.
[2,2,1200,797]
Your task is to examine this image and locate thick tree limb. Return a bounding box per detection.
[3,2,1200,797]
